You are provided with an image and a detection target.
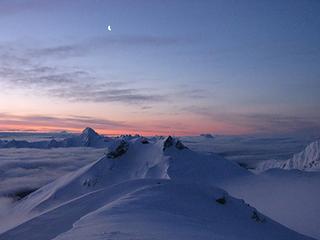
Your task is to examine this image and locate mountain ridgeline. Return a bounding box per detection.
[0,133,314,240]
[0,127,110,149]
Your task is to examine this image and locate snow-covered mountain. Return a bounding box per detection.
[60,127,109,148]
[10,136,249,213]
[0,127,110,149]
[0,136,313,240]
[257,140,320,172]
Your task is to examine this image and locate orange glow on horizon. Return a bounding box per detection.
[0,112,254,136]
[0,121,252,136]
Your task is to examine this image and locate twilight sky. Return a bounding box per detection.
[0,0,319,135]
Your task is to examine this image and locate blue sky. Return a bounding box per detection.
[0,0,319,135]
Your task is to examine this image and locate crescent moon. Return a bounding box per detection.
[107,25,112,31]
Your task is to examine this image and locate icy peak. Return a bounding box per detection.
[257,139,320,171]
[286,140,320,170]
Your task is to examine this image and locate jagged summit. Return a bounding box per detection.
[163,136,188,151]
[106,140,129,159]
[257,139,320,171]
[79,127,103,147]
[81,127,99,137]
[284,140,320,170]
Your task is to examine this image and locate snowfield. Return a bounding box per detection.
[222,169,320,239]
[0,130,319,239]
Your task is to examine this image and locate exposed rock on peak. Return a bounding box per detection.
[163,136,187,151]
[107,140,129,159]
[175,140,188,150]
[163,136,174,151]
[140,137,149,144]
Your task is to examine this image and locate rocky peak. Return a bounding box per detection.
[80,127,102,147]
[107,140,129,159]
[163,136,187,151]
[81,127,99,137]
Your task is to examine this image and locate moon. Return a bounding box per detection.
[107,25,112,31]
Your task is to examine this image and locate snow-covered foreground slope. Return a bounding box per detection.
[0,136,315,240]
[222,169,320,239]
[257,140,320,172]
[54,181,313,240]
[0,180,312,240]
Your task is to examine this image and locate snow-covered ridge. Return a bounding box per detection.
[12,135,248,213]
[257,140,320,172]
[0,127,110,149]
[0,135,314,240]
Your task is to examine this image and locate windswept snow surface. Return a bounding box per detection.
[239,139,320,239]
[222,169,320,239]
[0,136,313,240]
[9,136,249,215]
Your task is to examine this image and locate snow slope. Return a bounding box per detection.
[222,169,320,239]
[257,140,320,171]
[0,136,314,240]
[0,180,312,240]
[54,181,312,240]
[10,136,249,215]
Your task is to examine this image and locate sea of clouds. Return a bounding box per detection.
[0,147,105,197]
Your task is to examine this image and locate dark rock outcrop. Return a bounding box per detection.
[107,140,129,159]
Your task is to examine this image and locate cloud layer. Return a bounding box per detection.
[0,147,105,196]
[0,113,131,132]
[0,42,166,105]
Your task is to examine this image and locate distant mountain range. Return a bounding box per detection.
[0,127,110,149]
